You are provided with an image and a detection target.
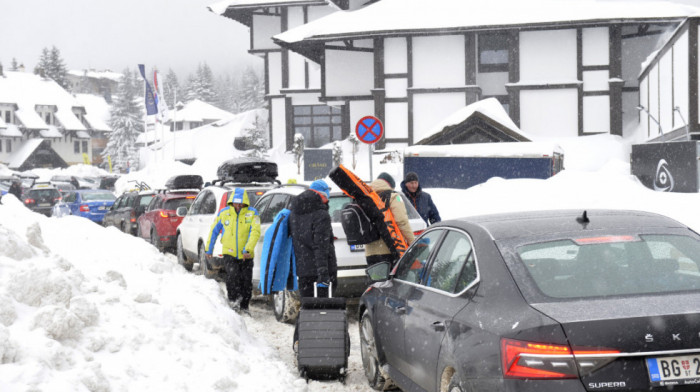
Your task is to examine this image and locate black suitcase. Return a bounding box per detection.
[296,284,349,383]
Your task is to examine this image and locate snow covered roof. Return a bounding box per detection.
[40,126,63,138]
[275,0,700,48]
[209,0,327,14]
[0,72,88,132]
[67,69,122,82]
[76,94,112,132]
[0,124,23,137]
[171,99,235,124]
[419,98,530,144]
[75,130,91,139]
[404,141,563,159]
[8,139,44,169]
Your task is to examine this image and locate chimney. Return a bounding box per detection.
[19,63,25,72]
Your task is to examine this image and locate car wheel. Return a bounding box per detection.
[150,229,162,252]
[176,234,193,271]
[273,289,300,324]
[120,222,128,233]
[446,374,463,392]
[361,309,389,390]
[199,243,216,279]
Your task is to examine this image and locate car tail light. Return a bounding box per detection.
[219,193,229,211]
[254,191,264,196]
[79,204,90,212]
[160,211,169,218]
[186,196,196,199]
[413,229,425,237]
[24,198,35,204]
[130,210,136,223]
[54,196,62,202]
[501,338,620,379]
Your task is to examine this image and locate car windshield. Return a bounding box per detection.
[29,189,60,199]
[83,192,116,201]
[164,198,195,211]
[510,233,700,300]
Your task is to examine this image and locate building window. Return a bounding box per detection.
[82,141,88,153]
[0,140,3,152]
[74,141,80,153]
[4,111,10,123]
[293,105,343,148]
[44,112,51,125]
[7,140,10,153]
[478,33,510,73]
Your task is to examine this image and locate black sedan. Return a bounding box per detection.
[359,209,700,392]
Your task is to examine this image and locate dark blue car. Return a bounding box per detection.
[53,189,116,223]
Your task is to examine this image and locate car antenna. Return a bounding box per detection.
[576,210,589,227]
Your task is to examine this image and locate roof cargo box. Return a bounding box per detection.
[216,158,278,183]
[165,174,203,190]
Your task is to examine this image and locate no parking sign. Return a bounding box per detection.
[355,116,384,144]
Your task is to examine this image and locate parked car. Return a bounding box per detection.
[175,179,278,277]
[102,190,156,235]
[359,209,700,392]
[183,183,426,323]
[136,175,203,252]
[52,189,117,223]
[22,184,62,216]
[98,175,120,192]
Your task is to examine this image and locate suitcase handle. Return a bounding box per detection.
[313,282,333,298]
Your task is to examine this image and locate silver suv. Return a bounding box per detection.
[252,184,427,323]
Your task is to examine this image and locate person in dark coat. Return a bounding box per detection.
[8,180,23,200]
[400,171,441,226]
[288,179,337,298]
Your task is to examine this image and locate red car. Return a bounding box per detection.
[137,190,198,252]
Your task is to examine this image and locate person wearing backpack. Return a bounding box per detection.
[365,173,415,266]
[288,179,337,298]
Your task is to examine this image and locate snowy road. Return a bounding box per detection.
[194,264,375,392]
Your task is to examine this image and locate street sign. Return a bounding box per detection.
[355,116,384,144]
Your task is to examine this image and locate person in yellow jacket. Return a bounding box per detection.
[206,188,261,314]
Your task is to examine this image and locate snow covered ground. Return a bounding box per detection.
[3,132,700,391]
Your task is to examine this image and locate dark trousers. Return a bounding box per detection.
[223,255,253,310]
[298,276,329,298]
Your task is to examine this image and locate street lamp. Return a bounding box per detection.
[673,106,690,141]
[637,105,664,142]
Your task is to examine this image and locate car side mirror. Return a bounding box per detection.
[366,261,391,283]
[176,206,188,217]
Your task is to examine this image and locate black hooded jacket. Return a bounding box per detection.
[288,189,337,281]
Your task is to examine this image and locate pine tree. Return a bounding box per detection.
[215,73,239,113]
[239,66,265,111]
[10,58,18,71]
[103,68,144,172]
[292,133,305,175]
[332,141,343,167]
[243,114,269,159]
[35,47,50,77]
[348,132,360,169]
[198,63,217,105]
[164,68,181,108]
[48,46,68,89]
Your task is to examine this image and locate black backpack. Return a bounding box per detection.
[340,191,392,246]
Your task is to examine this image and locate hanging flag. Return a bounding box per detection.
[153,70,169,123]
[137,64,158,116]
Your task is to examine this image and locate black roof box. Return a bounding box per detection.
[165,174,203,190]
[216,158,278,183]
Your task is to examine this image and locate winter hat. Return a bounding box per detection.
[377,172,395,189]
[404,172,419,183]
[309,179,331,198]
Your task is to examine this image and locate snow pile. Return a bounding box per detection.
[0,196,304,391]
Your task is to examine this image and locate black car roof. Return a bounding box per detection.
[448,209,686,240]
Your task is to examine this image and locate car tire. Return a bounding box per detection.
[151,229,162,252]
[361,309,390,391]
[273,289,300,324]
[199,242,216,279]
[176,234,193,271]
[447,374,463,392]
[120,221,128,234]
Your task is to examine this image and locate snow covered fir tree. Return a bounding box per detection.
[243,114,269,159]
[34,46,68,89]
[103,68,143,172]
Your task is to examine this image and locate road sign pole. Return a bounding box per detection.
[369,143,374,182]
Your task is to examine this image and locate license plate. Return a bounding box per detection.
[647,355,700,386]
[39,203,50,207]
[98,206,106,210]
[350,244,365,252]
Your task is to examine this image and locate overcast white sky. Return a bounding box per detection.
[0,0,257,78]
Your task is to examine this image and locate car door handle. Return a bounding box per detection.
[431,321,445,332]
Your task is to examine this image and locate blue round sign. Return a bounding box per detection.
[355,116,384,144]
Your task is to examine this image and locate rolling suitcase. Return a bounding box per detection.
[296,283,350,383]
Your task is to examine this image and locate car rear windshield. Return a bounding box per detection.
[29,189,60,199]
[510,233,700,300]
[164,198,194,211]
[83,192,116,201]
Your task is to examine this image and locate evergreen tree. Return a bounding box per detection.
[164,68,181,108]
[10,58,18,71]
[243,114,269,159]
[182,62,219,105]
[48,46,69,89]
[35,47,50,77]
[348,132,360,169]
[239,66,265,111]
[292,133,305,175]
[332,141,343,167]
[215,73,239,113]
[103,68,144,172]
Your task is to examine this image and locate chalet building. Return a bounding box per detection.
[638,16,700,143]
[0,71,110,169]
[211,0,700,151]
[66,69,122,103]
[167,99,236,131]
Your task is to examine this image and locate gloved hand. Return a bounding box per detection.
[316,282,329,288]
[317,273,330,288]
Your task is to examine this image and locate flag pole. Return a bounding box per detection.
[172,87,177,162]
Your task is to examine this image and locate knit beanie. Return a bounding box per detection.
[404,172,419,183]
[309,179,330,198]
[377,172,395,189]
